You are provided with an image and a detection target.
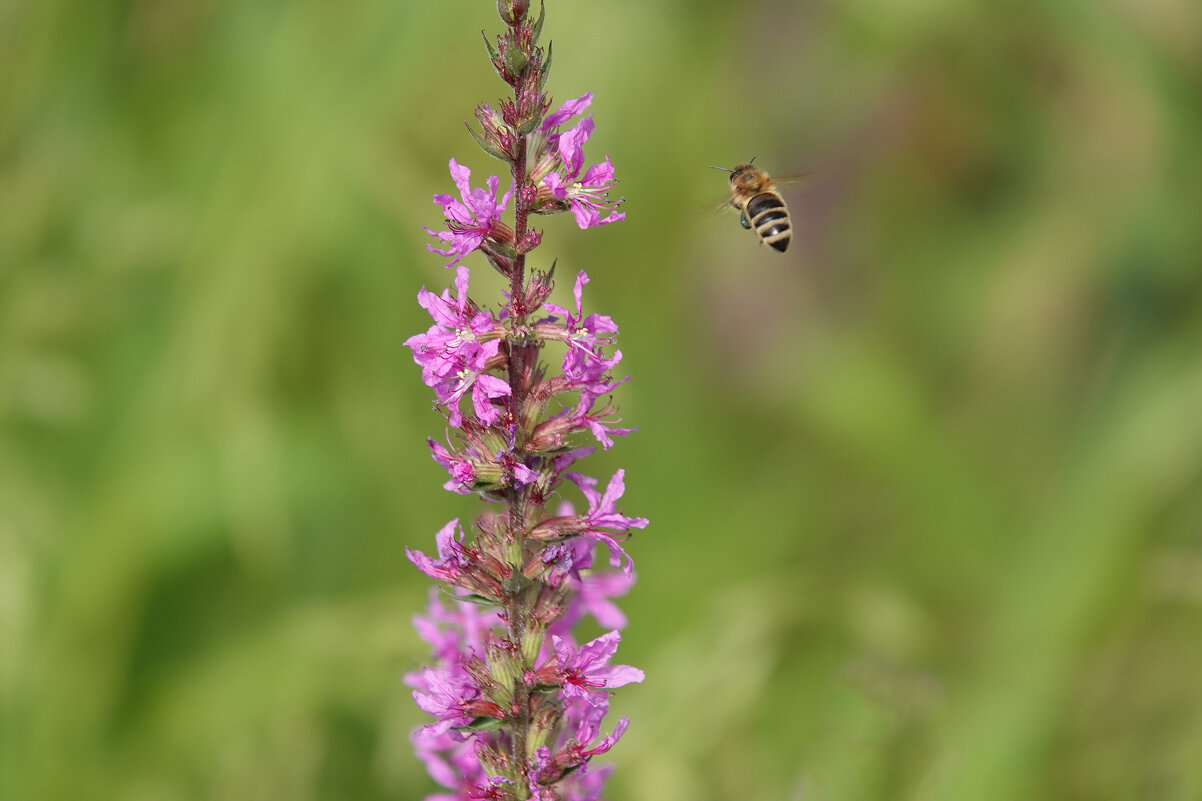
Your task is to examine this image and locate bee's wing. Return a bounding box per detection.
[710,196,737,215]
[770,173,811,190]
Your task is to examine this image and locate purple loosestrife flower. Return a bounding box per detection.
[425,159,515,268]
[527,271,633,452]
[540,271,619,358]
[531,470,648,573]
[529,632,644,707]
[406,265,511,428]
[543,159,624,229]
[403,4,641,800]
[428,425,541,495]
[548,536,634,637]
[530,94,625,229]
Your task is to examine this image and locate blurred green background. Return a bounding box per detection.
[4,0,1202,799]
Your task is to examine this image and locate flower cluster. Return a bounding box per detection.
[403,3,644,800]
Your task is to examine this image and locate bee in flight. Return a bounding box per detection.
[710,158,793,253]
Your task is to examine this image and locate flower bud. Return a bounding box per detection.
[522,262,556,312]
[467,460,506,492]
[501,38,528,77]
[529,515,586,542]
[520,618,546,667]
[497,0,529,25]
[459,701,508,727]
[487,646,522,701]
[526,415,574,453]
[486,218,517,250]
[516,229,542,255]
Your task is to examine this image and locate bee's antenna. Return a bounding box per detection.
[708,165,732,172]
[749,155,757,164]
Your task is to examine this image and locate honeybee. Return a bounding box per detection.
[710,159,793,253]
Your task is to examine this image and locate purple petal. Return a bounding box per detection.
[570,200,600,229]
[600,470,626,514]
[571,271,589,317]
[575,631,621,669]
[594,664,645,689]
[544,171,569,200]
[449,158,472,196]
[543,92,594,131]
[557,116,595,177]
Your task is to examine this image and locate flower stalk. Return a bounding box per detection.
[404,3,641,800]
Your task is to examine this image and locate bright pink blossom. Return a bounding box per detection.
[534,95,624,228]
[543,158,625,228]
[424,159,514,268]
[405,266,510,428]
[532,632,645,707]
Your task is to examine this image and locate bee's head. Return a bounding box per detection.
[730,162,762,189]
[711,158,759,187]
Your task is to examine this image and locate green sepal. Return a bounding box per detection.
[482,250,511,277]
[483,30,500,63]
[440,587,502,607]
[453,716,507,733]
[465,121,510,162]
[531,202,570,217]
[530,1,546,45]
[501,573,533,597]
[483,32,510,83]
[538,42,553,94]
[516,113,542,135]
[504,44,528,77]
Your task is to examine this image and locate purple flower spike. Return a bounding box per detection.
[405,7,644,801]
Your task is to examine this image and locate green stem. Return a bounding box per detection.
[506,52,534,798]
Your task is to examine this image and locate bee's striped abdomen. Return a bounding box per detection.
[745,192,791,252]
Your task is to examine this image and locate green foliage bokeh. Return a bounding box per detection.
[3,1,1201,799]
